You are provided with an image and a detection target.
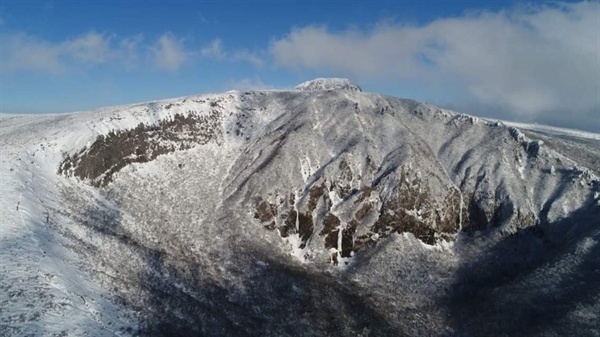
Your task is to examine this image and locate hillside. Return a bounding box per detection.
[1,78,599,336]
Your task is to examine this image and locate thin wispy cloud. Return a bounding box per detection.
[200,39,263,67]
[201,39,224,59]
[233,50,264,67]
[152,33,188,71]
[118,34,144,69]
[1,29,261,75]
[228,77,272,91]
[63,32,112,63]
[0,31,198,73]
[270,2,599,127]
[1,33,64,73]
[1,31,136,73]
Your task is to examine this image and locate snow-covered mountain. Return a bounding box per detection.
[1,78,599,336]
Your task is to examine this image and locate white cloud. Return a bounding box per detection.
[270,2,599,127]
[0,31,142,73]
[118,34,144,69]
[228,77,272,91]
[200,39,263,67]
[201,39,224,59]
[1,31,195,73]
[0,31,243,75]
[151,33,187,71]
[233,50,264,67]
[63,32,111,63]
[1,33,65,73]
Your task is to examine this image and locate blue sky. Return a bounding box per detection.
[1,0,598,132]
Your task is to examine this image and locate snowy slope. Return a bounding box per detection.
[1,79,599,336]
[501,120,600,141]
[500,120,600,175]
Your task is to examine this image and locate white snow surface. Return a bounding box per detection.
[501,120,600,141]
[1,79,599,336]
[295,78,362,92]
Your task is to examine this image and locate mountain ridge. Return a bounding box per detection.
[1,79,599,336]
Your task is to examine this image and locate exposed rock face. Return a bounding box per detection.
[58,111,222,186]
[253,164,462,264]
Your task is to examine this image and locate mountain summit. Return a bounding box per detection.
[1,79,599,336]
[295,77,363,92]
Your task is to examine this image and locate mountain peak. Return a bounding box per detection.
[295,78,362,92]
[3,81,600,337]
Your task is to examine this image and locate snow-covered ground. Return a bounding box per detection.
[501,120,600,141]
[1,79,599,336]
